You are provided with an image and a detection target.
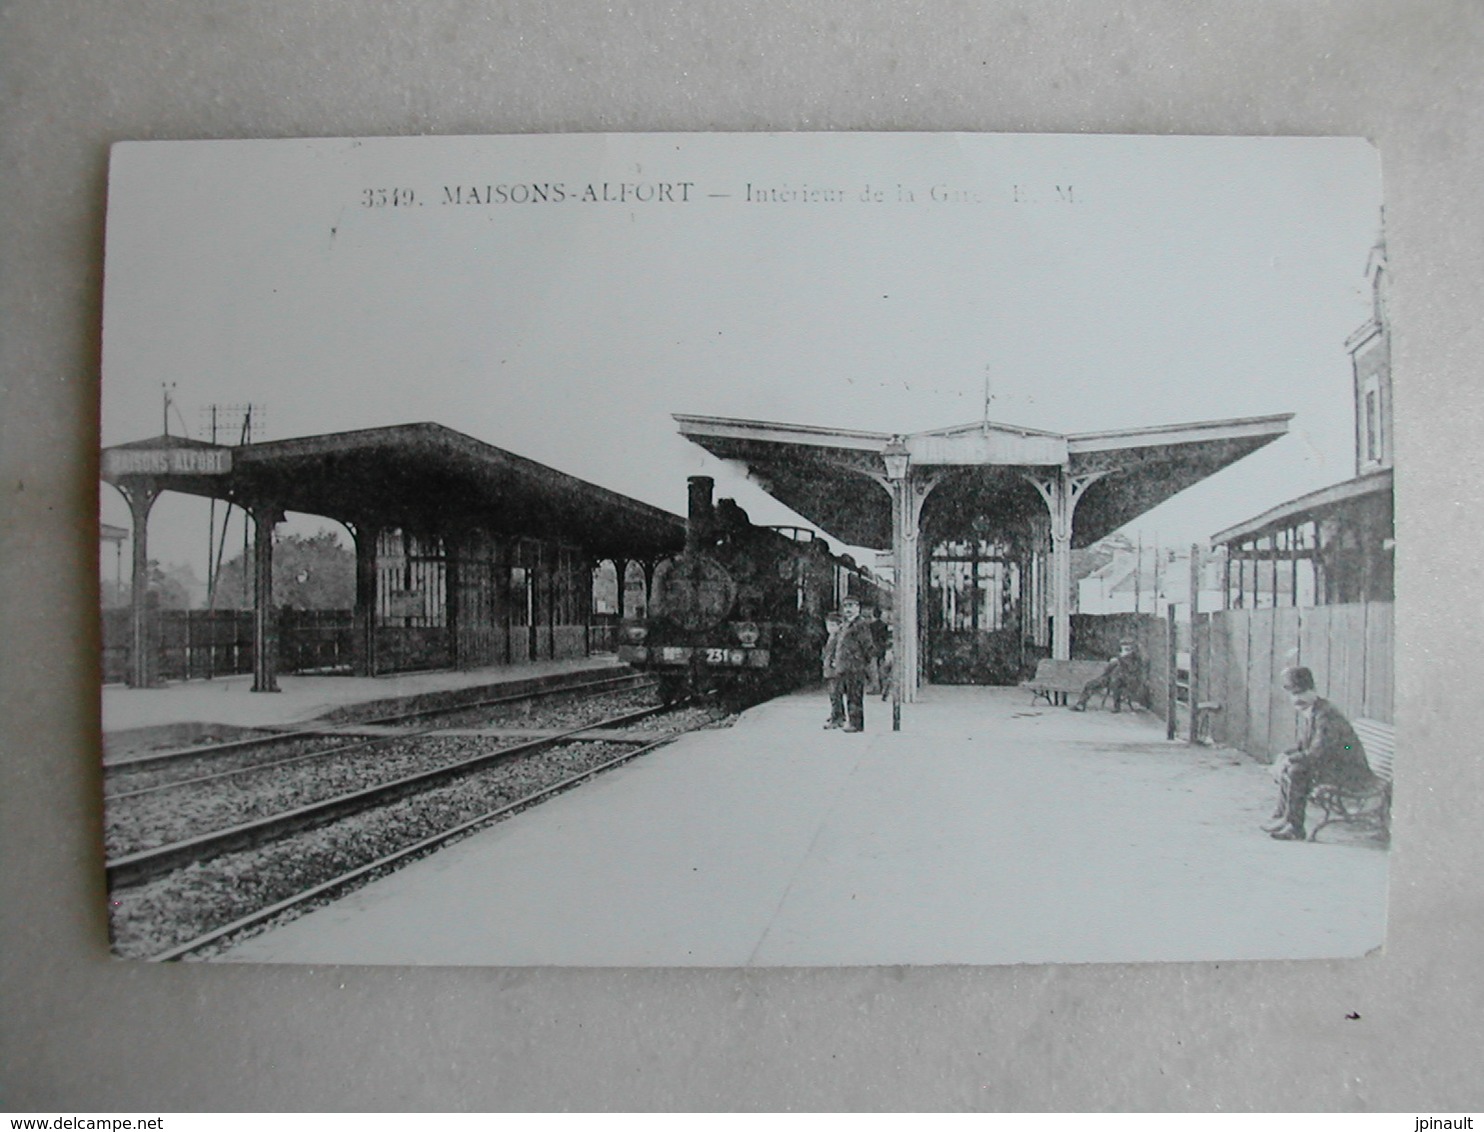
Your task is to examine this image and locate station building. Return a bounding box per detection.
[1213,237,1395,610]
[1199,235,1396,751]
[101,423,685,691]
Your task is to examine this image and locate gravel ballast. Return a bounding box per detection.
[109,704,727,959]
[105,688,661,857]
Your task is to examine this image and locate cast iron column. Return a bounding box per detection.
[894,479,921,705]
[351,524,379,677]
[1024,469,1107,661]
[892,479,907,723]
[882,438,937,707]
[251,502,282,692]
[444,533,462,669]
[1051,494,1072,661]
[118,480,160,688]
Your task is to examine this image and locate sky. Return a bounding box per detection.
[98,132,1383,582]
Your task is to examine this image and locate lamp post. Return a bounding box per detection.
[882,436,911,732]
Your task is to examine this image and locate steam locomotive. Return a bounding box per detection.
[616,476,888,706]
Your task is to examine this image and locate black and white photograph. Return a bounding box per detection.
[97,131,1394,966]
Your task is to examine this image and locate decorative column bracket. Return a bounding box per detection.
[823,450,904,484]
[1022,468,1107,533]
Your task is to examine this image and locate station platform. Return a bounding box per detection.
[101,655,630,755]
[220,685,1390,968]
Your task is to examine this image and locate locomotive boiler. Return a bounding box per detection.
[617,476,886,705]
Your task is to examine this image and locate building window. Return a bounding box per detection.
[1365,389,1379,464]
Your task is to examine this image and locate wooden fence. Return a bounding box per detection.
[1197,601,1393,762]
[102,608,357,683]
[101,608,256,684]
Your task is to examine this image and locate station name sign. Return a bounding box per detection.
[102,447,233,477]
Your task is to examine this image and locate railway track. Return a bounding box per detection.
[105,701,670,887]
[103,670,656,793]
[106,699,723,961]
[145,726,701,962]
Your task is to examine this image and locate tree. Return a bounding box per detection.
[150,560,200,609]
[212,529,356,610]
[102,560,200,609]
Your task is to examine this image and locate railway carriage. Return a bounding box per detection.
[617,477,887,705]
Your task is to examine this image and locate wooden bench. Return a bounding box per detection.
[1020,659,1113,707]
[1309,717,1394,843]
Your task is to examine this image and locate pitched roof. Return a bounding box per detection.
[101,422,686,560]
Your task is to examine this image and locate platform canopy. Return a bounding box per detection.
[675,413,1294,552]
[101,423,686,692]
[1211,467,1392,548]
[102,422,685,561]
[676,410,1291,694]
[1210,467,1394,609]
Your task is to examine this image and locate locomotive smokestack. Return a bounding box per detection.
[686,475,715,553]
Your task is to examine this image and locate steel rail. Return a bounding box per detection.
[103,671,655,794]
[146,721,708,963]
[105,702,671,889]
[106,731,431,803]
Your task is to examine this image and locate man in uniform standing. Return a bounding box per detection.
[821,610,845,729]
[822,597,876,732]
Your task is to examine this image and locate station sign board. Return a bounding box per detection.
[102,446,233,477]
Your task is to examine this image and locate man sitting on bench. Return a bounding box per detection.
[1070,638,1142,713]
[1264,665,1378,841]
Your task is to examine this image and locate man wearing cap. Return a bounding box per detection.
[1264,666,1378,841]
[821,597,875,732]
[1070,638,1144,713]
[820,610,845,729]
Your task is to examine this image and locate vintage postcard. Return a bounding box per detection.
[98,133,1392,965]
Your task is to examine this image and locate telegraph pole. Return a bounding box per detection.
[1134,530,1143,613]
[206,405,218,607]
[199,403,264,608]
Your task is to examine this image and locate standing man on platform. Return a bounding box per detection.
[821,610,845,729]
[830,597,876,733]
